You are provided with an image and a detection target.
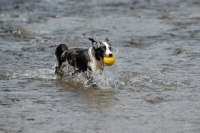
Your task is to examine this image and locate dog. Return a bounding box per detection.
[54,38,113,79]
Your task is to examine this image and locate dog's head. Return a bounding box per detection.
[89,38,113,59]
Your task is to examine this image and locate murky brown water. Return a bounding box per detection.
[0,0,200,133]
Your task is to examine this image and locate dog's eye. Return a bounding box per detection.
[103,46,106,49]
[109,47,112,50]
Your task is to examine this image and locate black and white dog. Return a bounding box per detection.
[54,38,113,79]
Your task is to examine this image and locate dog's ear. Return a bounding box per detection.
[105,38,109,43]
[89,38,99,49]
[88,38,95,42]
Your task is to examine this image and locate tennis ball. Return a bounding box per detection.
[104,56,115,66]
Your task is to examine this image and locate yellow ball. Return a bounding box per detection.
[103,56,115,66]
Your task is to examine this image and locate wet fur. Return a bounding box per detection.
[54,38,112,79]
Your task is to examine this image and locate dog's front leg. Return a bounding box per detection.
[83,71,96,86]
[82,70,92,80]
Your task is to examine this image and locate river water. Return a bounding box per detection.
[0,0,200,133]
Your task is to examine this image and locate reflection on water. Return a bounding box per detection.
[0,0,200,132]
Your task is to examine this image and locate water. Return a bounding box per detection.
[0,0,200,132]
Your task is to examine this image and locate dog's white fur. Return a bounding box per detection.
[101,41,112,57]
[88,47,104,75]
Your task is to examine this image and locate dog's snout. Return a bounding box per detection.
[109,53,113,57]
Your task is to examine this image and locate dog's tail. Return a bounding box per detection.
[55,44,68,66]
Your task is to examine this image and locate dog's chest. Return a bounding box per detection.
[88,47,103,74]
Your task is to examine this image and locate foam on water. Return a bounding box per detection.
[4,65,122,89]
[6,69,55,80]
[58,66,122,89]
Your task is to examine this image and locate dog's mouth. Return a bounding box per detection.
[104,54,113,57]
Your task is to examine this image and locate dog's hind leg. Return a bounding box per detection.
[54,66,63,79]
[54,61,69,79]
[54,44,68,79]
[61,61,69,73]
